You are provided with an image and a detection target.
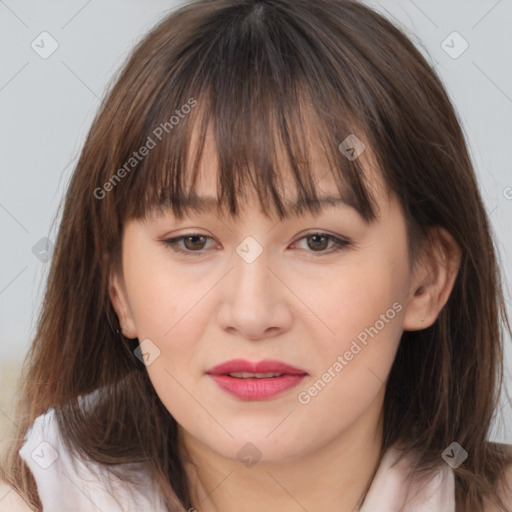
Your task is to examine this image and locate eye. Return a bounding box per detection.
[292,232,351,255]
[160,232,351,256]
[161,234,214,255]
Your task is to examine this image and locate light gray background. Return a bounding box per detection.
[1,0,511,443]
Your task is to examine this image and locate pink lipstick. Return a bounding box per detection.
[206,359,308,400]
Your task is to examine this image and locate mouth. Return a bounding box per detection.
[222,371,287,379]
[206,359,308,400]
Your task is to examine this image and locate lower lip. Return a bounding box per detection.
[208,374,306,400]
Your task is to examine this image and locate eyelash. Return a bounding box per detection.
[160,232,351,257]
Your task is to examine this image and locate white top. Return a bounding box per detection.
[18,409,168,512]
[14,407,456,512]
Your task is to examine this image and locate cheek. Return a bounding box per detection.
[127,273,211,371]
[122,256,216,410]
[295,249,407,406]
[308,249,407,349]
[132,302,210,421]
[294,292,404,446]
[120,252,211,409]
[123,243,209,337]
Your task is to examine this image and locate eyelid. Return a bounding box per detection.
[159,230,352,256]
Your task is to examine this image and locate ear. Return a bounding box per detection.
[109,265,138,339]
[402,227,462,331]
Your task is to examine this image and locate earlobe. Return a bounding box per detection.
[402,280,436,331]
[109,269,138,339]
[402,227,462,332]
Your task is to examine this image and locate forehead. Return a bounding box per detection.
[164,118,389,221]
[132,89,394,227]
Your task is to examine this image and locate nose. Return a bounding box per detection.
[216,246,293,341]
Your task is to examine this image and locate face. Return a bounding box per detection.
[109,127,423,466]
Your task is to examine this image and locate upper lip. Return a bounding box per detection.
[206,359,308,376]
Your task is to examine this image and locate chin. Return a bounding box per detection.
[210,428,309,465]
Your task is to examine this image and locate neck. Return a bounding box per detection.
[178,391,385,512]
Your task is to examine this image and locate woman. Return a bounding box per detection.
[1,0,511,510]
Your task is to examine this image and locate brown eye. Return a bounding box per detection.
[293,232,351,255]
[182,235,208,250]
[161,233,214,255]
[306,234,330,251]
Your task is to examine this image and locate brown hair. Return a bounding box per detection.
[1,0,511,510]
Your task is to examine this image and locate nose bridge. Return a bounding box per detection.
[232,234,274,306]
[218,233,291,339]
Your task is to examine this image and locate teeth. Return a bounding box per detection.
[227,372,284,379]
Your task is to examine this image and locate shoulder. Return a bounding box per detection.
[16,406,168,511]
[483,443,512,512]
[0,480,33,512]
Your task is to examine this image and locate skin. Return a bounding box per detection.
[109,125,461,512]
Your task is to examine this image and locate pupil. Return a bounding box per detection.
[309,234,327,251]
[185,235,205,250]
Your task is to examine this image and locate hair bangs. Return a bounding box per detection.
[114,1,380,226]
